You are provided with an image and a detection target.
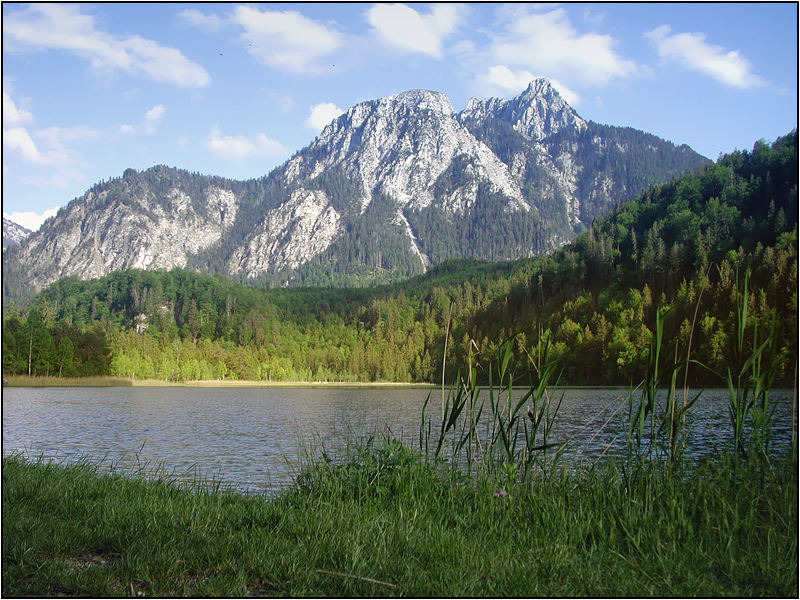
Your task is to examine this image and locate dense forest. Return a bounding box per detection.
[3,132,796,386]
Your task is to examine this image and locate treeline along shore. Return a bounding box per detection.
[3,132,797,388]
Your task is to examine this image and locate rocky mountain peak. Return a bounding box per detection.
[460,78,585,141]
[519,77,560,100]
[511,79,585,140]
[317,89,453,142]
[389,89,453,114]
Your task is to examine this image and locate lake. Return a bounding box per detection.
[3,386,796,495]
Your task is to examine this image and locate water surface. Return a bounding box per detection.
[3,386,795,495]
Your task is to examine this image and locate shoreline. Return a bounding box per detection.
[2,375,436,389]
[3,375,747,392]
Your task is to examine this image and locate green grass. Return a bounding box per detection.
[2,374,435,388]
[3,445,797,597]
[3,375,134,387]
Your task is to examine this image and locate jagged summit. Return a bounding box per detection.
[521,77,560,97]
[461,79,584,141]
[390,89,454,114]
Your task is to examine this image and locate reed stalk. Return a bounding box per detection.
[625,303,702,477]
[719,270,782,461]
[420,334,564,488]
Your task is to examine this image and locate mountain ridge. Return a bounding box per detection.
[3,79,710,299]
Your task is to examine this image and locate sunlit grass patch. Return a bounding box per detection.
[4,375,133,387]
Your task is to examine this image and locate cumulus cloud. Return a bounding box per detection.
[4,4,210,87]
[367,3,463,58]
[2,86,98,195]
[118,105,166,135]
[179,8,224,32]
[144,104,166,133]
[3,208,60,232]
[232,6,343,73]
[204,127,287,160]
[2,85,96,209]
[307,102,344,133]
[483,65,581,105]
[3,91,34,127]
[488,7,639,88]
[2,88,45,162]
[645,25,766,88]
[3,127,46,163]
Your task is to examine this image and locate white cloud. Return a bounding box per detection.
[483,66,581,106]
[145,104,166,121]
[3,208,59,231]
[2,88,97,192]
[3,91,34,127]
[645,25,766,89]
[4,4,210,88]
[118,105,166,135]
[367,4,463,58]
[179,8,223,32]
[204,127,287,160]
[269,92,296,112]
[307,102,344,133]
[2,87,93,196]
[232,6,343,73]
[35,125,99,147]
[583,8,605,26]
[144,104,166,133]
[488,8,639,87]
[3,127,47,163]
[2,87,41,162]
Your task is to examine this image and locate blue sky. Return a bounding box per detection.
[3,2,797,231]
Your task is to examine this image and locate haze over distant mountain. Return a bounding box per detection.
[2,218,32,252]
[3,79,709,298]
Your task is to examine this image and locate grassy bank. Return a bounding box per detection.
[3,374,434,389]
[3,375,134,387]
[3,447,796,597]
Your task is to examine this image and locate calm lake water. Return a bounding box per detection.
[3,386,796,495]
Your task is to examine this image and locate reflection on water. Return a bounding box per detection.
[2,386,795,495]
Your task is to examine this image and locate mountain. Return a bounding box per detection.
[3,79,710,299]
[2,218,32,252]
[9,131,796,384]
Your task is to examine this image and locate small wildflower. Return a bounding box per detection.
[493,491,508,498]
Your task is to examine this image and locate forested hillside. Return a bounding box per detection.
[3,132,796,386]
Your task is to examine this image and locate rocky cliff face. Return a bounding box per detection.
[4,79,710,297]
[297,88,528,213]
[7,167,240,293]
[2,218,31,252]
